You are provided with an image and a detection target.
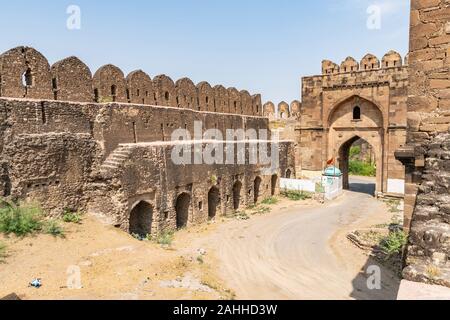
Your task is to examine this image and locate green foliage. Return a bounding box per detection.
[379,231,408,257]
[253,206,271,215]
[262,197,278,205]
[0,242,6,262]
[0,201,44,236]
[349,146,361,160]
[155,231,174,246]
[349,160,376,177]
[62,210,83,224]
[44,220,65,238]
[282,190,312,201]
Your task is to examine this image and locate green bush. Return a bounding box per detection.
[44,220,65,238]
[156,231,174,246]
[282,190,312,201]
[349,160,376,177]
[262,197,278,205]
[0,201,44,236]
[349,146,361,160]
[380,231,408,257]
[62,210,83,224]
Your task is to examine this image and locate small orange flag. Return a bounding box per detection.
[327,158,335,166]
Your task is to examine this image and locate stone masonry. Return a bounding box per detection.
[0,46,295,237]
[395,0,450,287]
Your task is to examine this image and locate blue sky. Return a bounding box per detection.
[0,0,410,103]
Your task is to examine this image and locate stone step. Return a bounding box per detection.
[110,154,129,160]
[100,164,118,170]
[104,160,122,166]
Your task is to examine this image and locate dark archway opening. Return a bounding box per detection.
[176,193,191,229]
[285,169,292,179]
[129,201,153,237]
[233,181,242,211]
[338,137,376,196]
[254,177,262,204]
[353,106,361,120]
[271,174,278,196]
[208,187,220,220]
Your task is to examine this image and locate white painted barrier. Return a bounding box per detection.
[280,178,316,193]
[322,175,343,200]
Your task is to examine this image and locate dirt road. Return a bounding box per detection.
[210,179,401,300]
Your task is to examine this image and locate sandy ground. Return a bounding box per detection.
[0,178,400,300]
[0,217,231,300]
[208,178,401,300]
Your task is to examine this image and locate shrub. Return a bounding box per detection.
[0,201,44,236]
[262,197,278,205]
[349,160,376,177]
[349,146,361,160]
[156,231,174,246]
[62,210,83,224]
[282,190,312,201]
[44,220,65,238]
[379,231,407,257]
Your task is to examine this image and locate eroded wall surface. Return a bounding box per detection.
[396,0,450,287]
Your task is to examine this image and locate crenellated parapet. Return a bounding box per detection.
[321,50,407,75]
[263,100,301,121]
[0,46,263,116]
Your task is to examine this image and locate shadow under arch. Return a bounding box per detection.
[175,192,191,229]
[129,200,154,237]
[337,135,378,196]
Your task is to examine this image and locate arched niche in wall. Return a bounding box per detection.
[252,94,262,116]
[278,101,290,119]
[263,101,275,119]
[240,90,253,116]
[175,77,198,110]
[0,46,52,99]
[51,56,93,102]
[228,87,242,115]
[126,70,155,105]
[197,81,215,112]
[382,50,402,68]
[92,64,127,103]
[213,85,229,113]
[360,54,380,71]
[153,74,177,107]
[290,100,301,120]
[340,57,359,73]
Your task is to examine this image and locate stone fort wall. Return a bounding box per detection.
[396,0,450,287]
[0,47,294,237]
[0,46,263,116]
[262,51,408,194]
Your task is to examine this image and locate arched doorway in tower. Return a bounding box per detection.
[254,177,262,204]
[233,181,242,211]
[271,174,278,196]
[175,193,191,229]
[338,136,377,196]
[129,201,153,237]
[208,187,220,220]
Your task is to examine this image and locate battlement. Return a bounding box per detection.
[321,50,408,75]
[262,100,301,120]
[0,46,262,116]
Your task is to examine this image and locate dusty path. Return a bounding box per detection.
[210,179,401,300]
